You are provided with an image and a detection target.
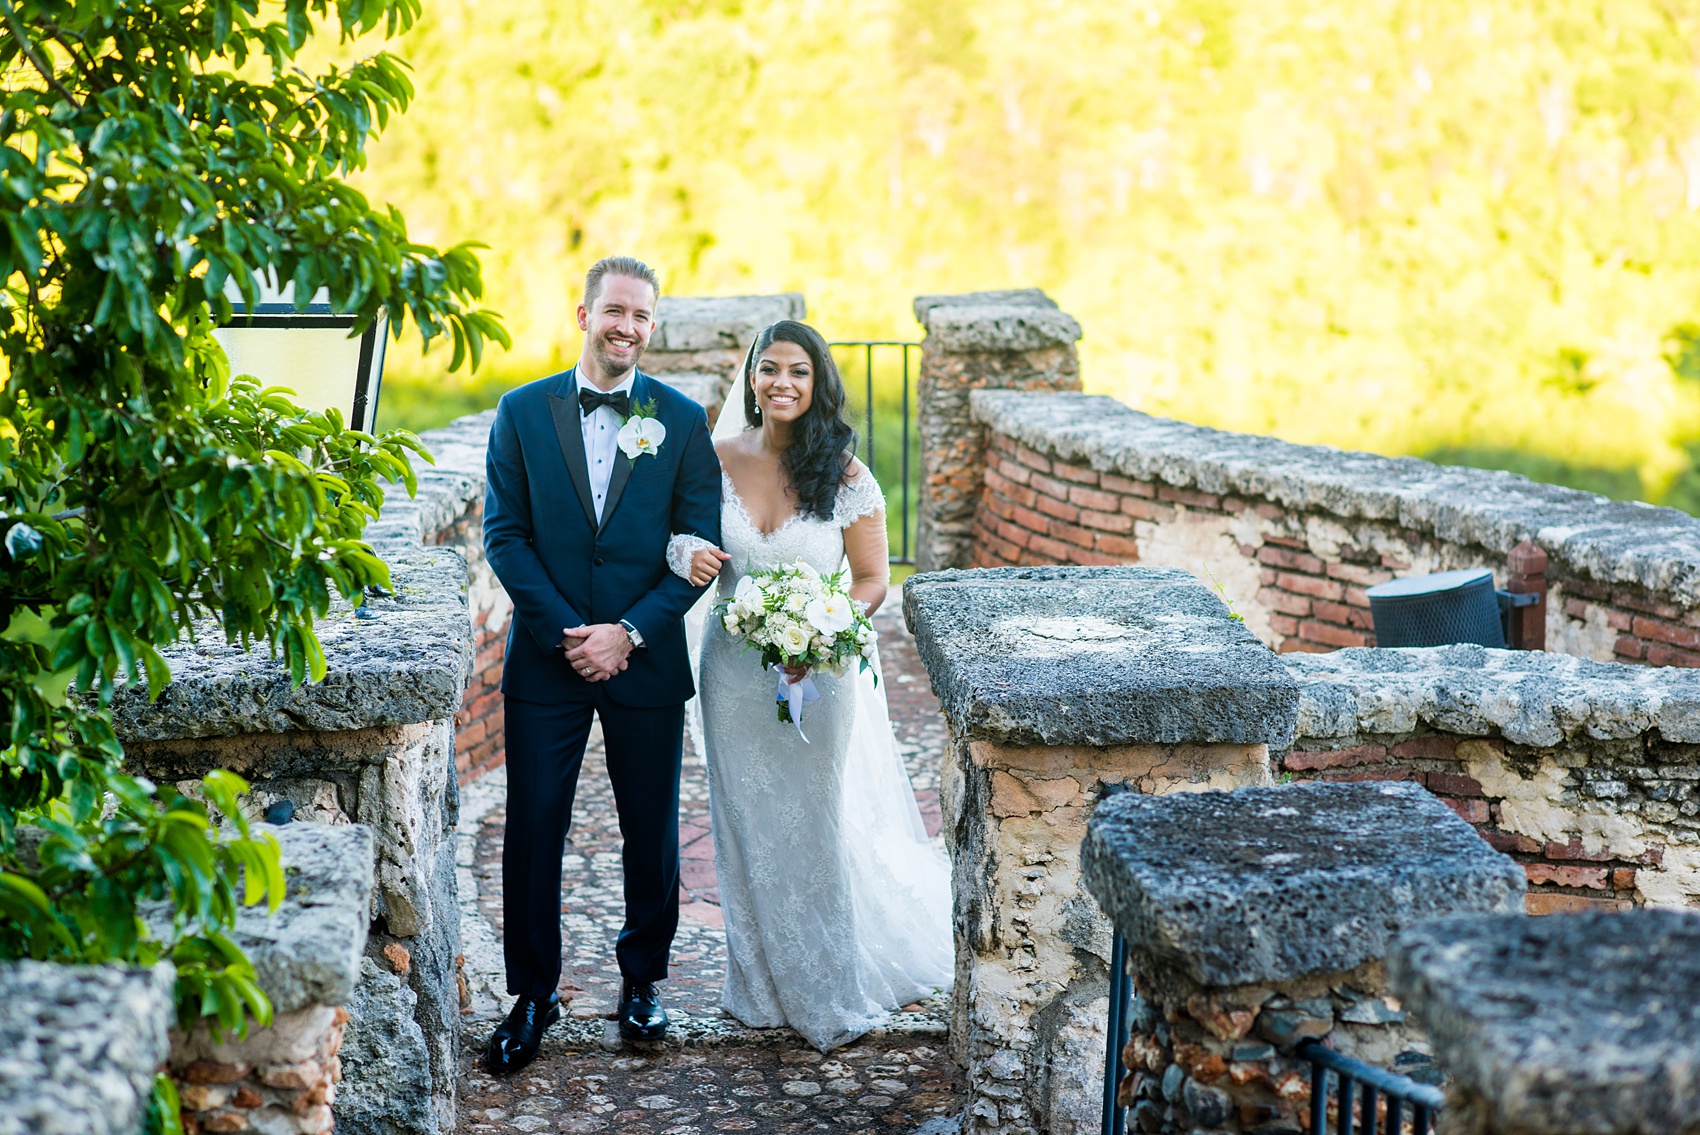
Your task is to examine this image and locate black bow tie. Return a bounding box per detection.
[579,388,631,417]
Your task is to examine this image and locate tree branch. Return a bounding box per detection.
[0,0,83,109]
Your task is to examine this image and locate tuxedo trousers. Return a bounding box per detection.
[501,691,684,1000]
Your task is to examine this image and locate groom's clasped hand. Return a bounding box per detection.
[560,622,632,682]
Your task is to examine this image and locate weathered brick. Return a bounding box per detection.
[1278,639,1333,654]
[457,719,488,749]
[1120,498,1174,522]
[1390,736,1460,762]
[1543,839,1614,862]
[985,466,1038,508]
[982,491,1017,522]
[1069,485,1123,512]
[1611,868,1638,891]
[1427,771,1484,797]
[1156,485,1222,510]
[1257,545,1327,575]
[1632,616,1700,650]
[1325,562,1393,586]
[1254,502,1284,519]
[1646,643,1700,668]
[996,456,1033,486]
[1613,635,1646,660]
[1066,547,1121,566]
[1014,445,1053,474]
[1264,535,1307,549]
[1052,462,1100,485]
[1026,534,1072,562]
[200,1113,250,1134]
[1257,587,1312,617]
[1221,496,1248,513]
[1028,471,1074,501]
[1094,533,1142,560]
[989,433,1016,455]
[1606,608,1634,631]
[1526,863,1608,889]
[1278,573,1346,601]
[1343,586,1372,609]
[1480,829,1542,855]
[1615,591,1684,620]
[1524,893,1632,915]
[474,643,504,675]
[1010,503,1052,533]
[1442,797,1490,824]
[1283,744,1389,771]
[1268,613,1300,636]
[1034,494,1079,523]
[1311,599,1373,629]
[995,519,1033,550]
[184,1062,253,1085]
[1324,767,1424,784]
[1639,846,1666,866]
[1077,507,1134,533]
[1048,519,1098,549]
[1381,554,1413,570]
[1101,473,1156,497]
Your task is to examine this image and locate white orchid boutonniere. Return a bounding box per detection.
[617,398,666,461]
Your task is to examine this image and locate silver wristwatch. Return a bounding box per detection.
[620,619,645,648]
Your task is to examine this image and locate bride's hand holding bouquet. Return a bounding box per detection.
[713,561,877,736]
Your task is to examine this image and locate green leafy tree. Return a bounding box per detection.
[0,1,507,1128]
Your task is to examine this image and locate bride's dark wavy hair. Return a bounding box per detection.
[741,320,858,521]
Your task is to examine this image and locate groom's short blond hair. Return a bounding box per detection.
[584,256,661,309]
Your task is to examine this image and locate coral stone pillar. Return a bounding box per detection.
[1083,781,1526,1135]
[904,565,1298,1134]
[912,290,1083,572]
[1391,909,1700,1135]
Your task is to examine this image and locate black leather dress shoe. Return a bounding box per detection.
[618,979,669,1042]
[486,993,560,1074]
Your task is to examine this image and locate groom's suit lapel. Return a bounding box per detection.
[595,371,645,533]
[545,368,599,529]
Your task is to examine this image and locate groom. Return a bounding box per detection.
[481,256,722,1071]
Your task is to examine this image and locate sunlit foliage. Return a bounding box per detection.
[359,0,1700,501]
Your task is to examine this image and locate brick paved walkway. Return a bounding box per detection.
[453,604,962,1134]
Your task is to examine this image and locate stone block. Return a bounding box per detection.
[1082,781,1525,988]
[1390,910,1700,1135]
[0,961,175,1135]
[918,304,1083,354]
[235,822,374,1012]
[1285,643,1700,747]
[904,565,1299,748]
[338,958,437,1135]
[649,293,805,353]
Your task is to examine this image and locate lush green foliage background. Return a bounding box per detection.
[359,0,1700,506]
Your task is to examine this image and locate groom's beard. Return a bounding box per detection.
[590,333,646,383]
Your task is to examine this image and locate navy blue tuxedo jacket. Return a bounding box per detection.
[483,368,722,706]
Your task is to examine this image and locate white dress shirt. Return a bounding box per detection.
[578,371,636,524]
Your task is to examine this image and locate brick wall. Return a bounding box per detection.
[1278,732,1654,914]
[972,421,1700,667]
[430,500,507,784]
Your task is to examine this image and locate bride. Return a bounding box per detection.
[666,319,953,1051]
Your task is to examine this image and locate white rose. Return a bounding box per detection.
[778,621,811,657]
[855,624,872,645]
[860,639,878,661]
[784,592,807,613]
[616,414,666,459]
[722,612,742,634]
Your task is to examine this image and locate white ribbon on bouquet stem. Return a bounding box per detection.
[774,666,820,743]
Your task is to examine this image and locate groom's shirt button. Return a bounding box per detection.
[594,557,605,566]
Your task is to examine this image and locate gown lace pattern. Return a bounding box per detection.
[691,471,953,1050]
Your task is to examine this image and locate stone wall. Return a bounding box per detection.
[113,415,484,1133]
[1282,647,1700,913]
[904,565,1295,1135]
[1083,781,1523,1135]
[0,961,175,1135]
[167,822,373,1135]
[968,389,1700,666]
[913,291,1084,573]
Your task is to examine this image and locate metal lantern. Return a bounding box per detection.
[211,281,388,431]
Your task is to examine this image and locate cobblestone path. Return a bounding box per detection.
[454,603,963,1134]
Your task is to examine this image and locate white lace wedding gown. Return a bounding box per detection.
[684,471,953,1051]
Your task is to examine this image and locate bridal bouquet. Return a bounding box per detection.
[714,562,878,738]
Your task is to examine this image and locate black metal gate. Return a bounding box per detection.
[828,340,921,565]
